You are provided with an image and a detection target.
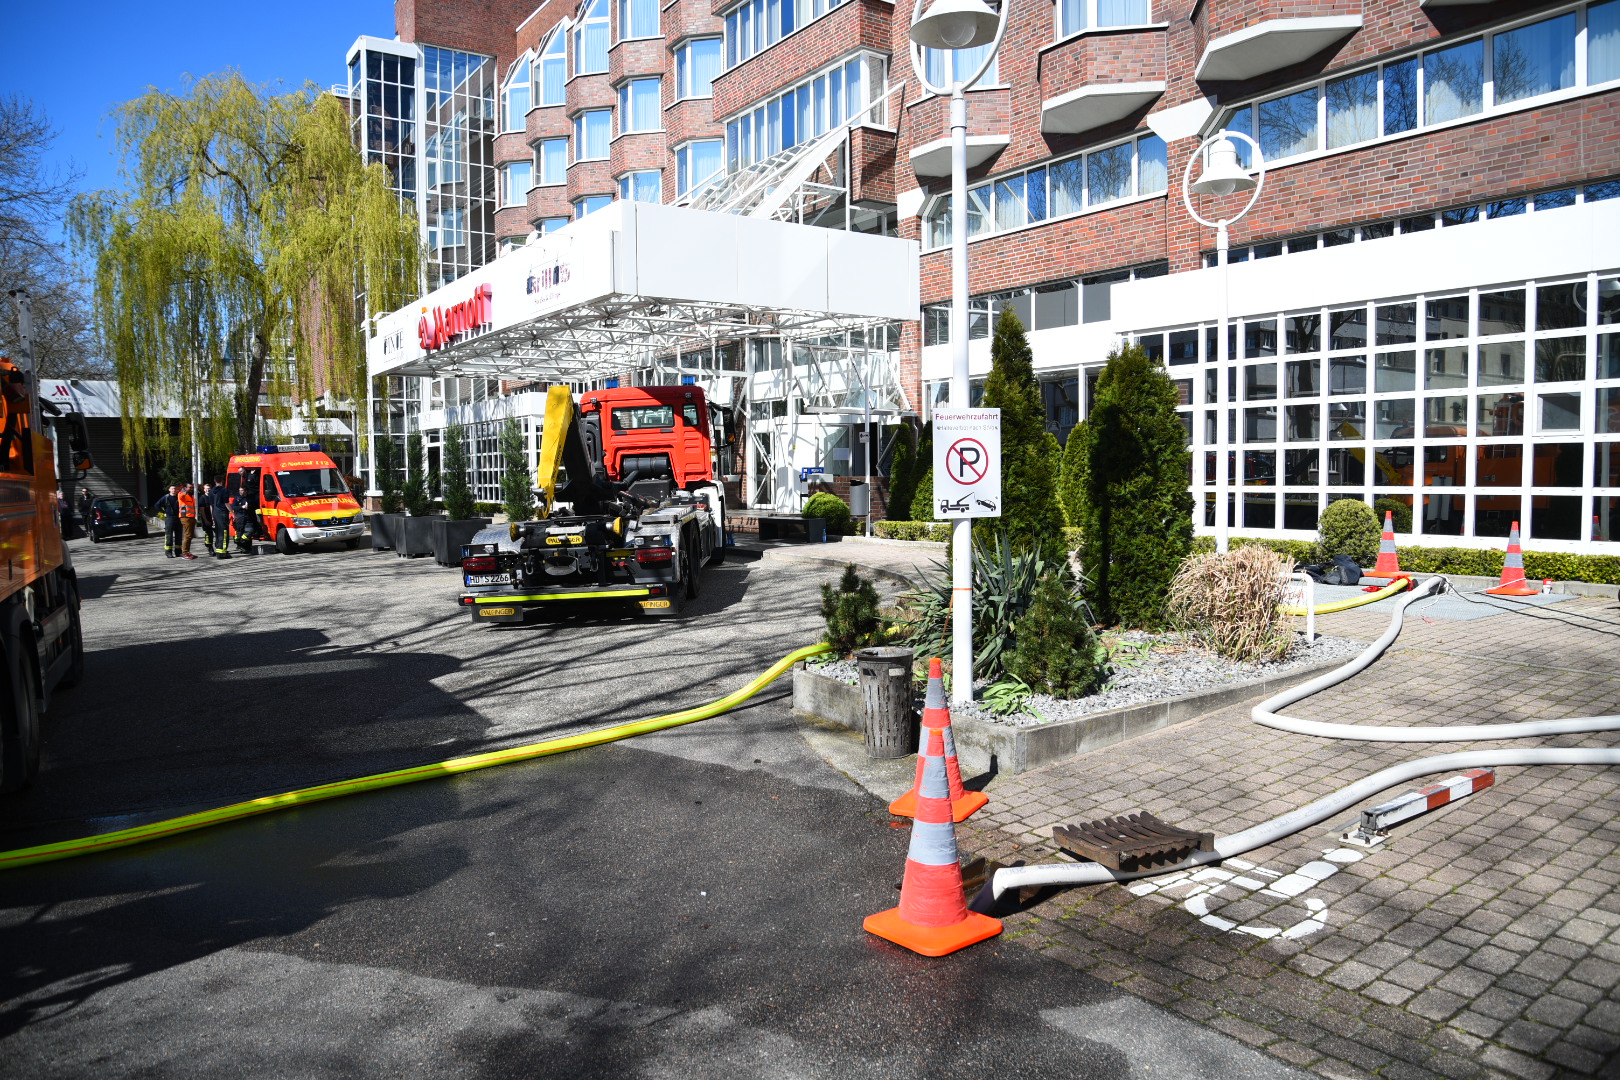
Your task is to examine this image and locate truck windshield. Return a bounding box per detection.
[611,405,675,430]
[276,468,349,498]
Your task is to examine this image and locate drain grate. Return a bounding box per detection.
[1053,812,1215,871]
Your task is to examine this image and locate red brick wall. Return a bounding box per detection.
[709,0,892,120]
[396,0,541,71]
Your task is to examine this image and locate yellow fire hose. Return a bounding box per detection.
[0,642,833,872]
[1281,575,1410,616]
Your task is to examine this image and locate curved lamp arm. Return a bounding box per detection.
[908,0,1010,98]
[1180,129,1266,229]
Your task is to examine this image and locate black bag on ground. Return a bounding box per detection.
[1305,554,1363,586]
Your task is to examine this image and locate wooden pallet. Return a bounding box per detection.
[1053,812,1215,870]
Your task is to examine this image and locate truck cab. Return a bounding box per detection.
[225,444,365,554]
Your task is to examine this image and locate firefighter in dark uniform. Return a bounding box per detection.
[210,475,232,559]
[154,485,181,558]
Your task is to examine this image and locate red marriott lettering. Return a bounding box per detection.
[419,283,493,351]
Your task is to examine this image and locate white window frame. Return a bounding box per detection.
[501,54,532,131]
[536,27,567,106]
[722,51,886,174]
[618,169,663,203]
[498,161,533,207]
[537,137,569,185]
[675,37,724,100]
[676,138,725,197]
[574,194,613,219]
[574,0,610,75]
[618,0,659,40]
[1053,0,1157,41]
[573,109,612,160]
[618,77,663,133]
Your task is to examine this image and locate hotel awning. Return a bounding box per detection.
[366,201,920,384]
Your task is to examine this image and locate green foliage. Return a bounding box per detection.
[982,677,1040,720]
[441,424,477,521]
[1076,342,1194,628]
[898,533,1076,684]
[804,491,853,535]
[874,520,952,543]
[1167,548,1295,664]
[1374,497,1413,534]
[1062,526,1082,551]
[499,418,535,523]
[914,465,935,523]
[1188,538,1620,588]
[975,309,1063,559]
[885,422,918,522]
[820,564,885,656]
[1006,572,1108,699]
[402,432,431,516]
[69,73,420,459]
[374,433,404,514]
[1317,498,1381,566]
[1058,420,1087,528]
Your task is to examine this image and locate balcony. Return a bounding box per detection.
[909,134,1009,178]
[1195,16,1362,82]
[1041,81,1165,136]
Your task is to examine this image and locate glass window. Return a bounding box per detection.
[575,110,611,159]
[619,78,662,132]
[1375,447,1417,485]
[539,216,569,234]
[1425,296,1469,340]
[1603,333,1620,379]
[1536,188,1577,209]
[1423,493,1465,535]
[502,56,531,131]
[1424,444,1467,486]
[1602,388,1620,433]
[1487,197,1526,218]
[1245,449,1277,483]
[539,138,568,184]
[1477,392,1525,436]
[1285,448,1319,484]
[677,39,723,99]
[967,183,992,237]
[1138,136,1167,194]
[1476,444,1523,487]
[1287,314,1321,354]
[1594,0,1620,83]
[1330,308,1366,351]
[1531,494,1582,540]
[1383,57,1418,135]
[1597,441,1620,486]
[1493,12,1575,105]
[1425,347,1469,390]
[1087,143,1132,206]
[1600,278,1620,324]
[1285,358,1319,397]
[1329,355,1366,395]
[1245,407,1277,442]
[1051,157,1084,216]
[925,43,998,87]
[620,0,658,38]
[1476,341,1525,386]
[1424,395,1469,435]
[539,30,567,105]
[995,174,1027,232]
[1535,337,1586,382]
[1540,392,1582,431]
[1328,400,1366,439]
[676,139,724,196]
[1244,492,1276,528]
[1537,282,1587,330]
[1326,70,1377,148]
[499,161,532,206]
[1442,205,1479,227]
[1475,492,1519,536]
[618,169,661,203]
[1244,320,1277,358]
[1375,398,1416,439]
[575,0,609,74]
[1375,303,1416,346]
[1534,442,1584,485]
[1259,88,1318,161]
[574,194,612,218]
[1327,448,1364,485]
[1479,289,1525,336]
[1166,327,1197,362]
[1245,363,1277,400]
[1286,404,1319,441]
[1424,39,1483,124]
[1375,351,1416,393]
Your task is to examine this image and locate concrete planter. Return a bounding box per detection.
[432,518,491,567]
[791,658,1344,775]
[369,513,399,550]
[397,514,440,558]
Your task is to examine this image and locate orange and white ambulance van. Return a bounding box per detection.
[224,443,366,554]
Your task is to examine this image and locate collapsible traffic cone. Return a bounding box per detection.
[1487,522,1538,596]
[1365,511,1406,579]
[864,725,1003,956]
[889,658,988,822]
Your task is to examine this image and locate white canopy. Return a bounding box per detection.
[366,200,919,384]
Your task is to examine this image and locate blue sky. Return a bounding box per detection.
[3,1,396,201]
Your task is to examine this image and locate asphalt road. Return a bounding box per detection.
[0,532,1306,1079]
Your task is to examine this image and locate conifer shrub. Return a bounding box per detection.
[975,309,1063,559]
[803,491,852,535]
[1076,342,1193,627]
[499,417,534,522]
[1058,419,1087,528]
[1005,572,1108,698]
[374,432,404,514]
[1317,498,1380,566]
[821,564,885,656]
[402,432,431,516]
[885,422,918,521]
[442,424,477,521]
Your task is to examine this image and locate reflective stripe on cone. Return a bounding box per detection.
[888,657,989,822]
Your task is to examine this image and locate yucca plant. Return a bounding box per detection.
[1165,547,1295,663]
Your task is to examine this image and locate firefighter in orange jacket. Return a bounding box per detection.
[177,483,198,561]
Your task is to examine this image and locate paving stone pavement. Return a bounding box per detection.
[957,593,1620,1080]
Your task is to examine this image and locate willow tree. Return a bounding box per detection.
[70,73,420,463]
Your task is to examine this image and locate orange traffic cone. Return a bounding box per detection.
[864,725,1002,956]
[1365,511,1406,579]
[1486,522,1538,596]
[889,658,988,823]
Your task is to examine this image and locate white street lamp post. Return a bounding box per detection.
[1181,131,1263,555]
[908,0,1007,703]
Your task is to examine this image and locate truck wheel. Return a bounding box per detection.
[683,536,700,600]
[707,516,726,566]
[275,528,298,555]
[0,624,43,793]
[58,580,84,690]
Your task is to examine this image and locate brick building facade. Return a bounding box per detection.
[348,0,1620,550]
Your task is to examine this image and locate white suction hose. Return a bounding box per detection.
[990,576,1620,900]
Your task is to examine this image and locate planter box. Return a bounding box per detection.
[369,513,399,550]
[397,514,440,558]
[432,517,491,567]
[791,658,1344,775]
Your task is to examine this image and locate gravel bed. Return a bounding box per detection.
[805,633,1365,728]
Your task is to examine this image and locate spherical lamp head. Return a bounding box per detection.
[909,0,1000,51]
[1189,137,1257,198]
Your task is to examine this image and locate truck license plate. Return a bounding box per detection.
[639,599,671,609]
[480,607,516,616]
[465,573,508,585]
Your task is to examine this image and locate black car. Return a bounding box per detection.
[88,496,149,542]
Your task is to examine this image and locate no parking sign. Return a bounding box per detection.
[932,409,1000,518]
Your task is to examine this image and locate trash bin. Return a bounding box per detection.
[847,480,870,519]
[854,646,918,760]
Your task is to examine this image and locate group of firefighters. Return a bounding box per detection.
[148,478,258,560]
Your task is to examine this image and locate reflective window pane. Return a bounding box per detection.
[1540,392,1582,431]
[1535,337,1586,382]
[1424,395,1469,434]
[1259,88,1319,160]
[1477,392,1526,436]
[1375,446,1416,485]
[1424,443,1467,486]
[1329,355,1366,395]
[1531,494,1582,540]
[1425,39,1483,124]
[1087,143,1132,206]
[1326,70,1377,148]
[1286,404,1319,441]
[1375,398,1416,439]
[1493,13,1575,105]
[1286,314,1321,353]
[1479,289,1525,336]
[1475,444,1523,488]
[1330,307,1366,350]
[1425,347,1469,390]
[1376,303,1416,346]
[1383,57,1418,135]
[1244,319,1277,358]
[1537,282,1587,330]
[1426,296,1470,340]
[1375,350,1416,393]
[1476,341,1525,386]
[1328,400,1366,440]
[1327,448,1365,485]
[1285,358,1319,397]
[1594,0,1620,84]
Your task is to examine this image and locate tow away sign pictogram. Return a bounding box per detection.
[932,408,1001,518]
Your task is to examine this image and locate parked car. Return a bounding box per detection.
[88,496,149,542]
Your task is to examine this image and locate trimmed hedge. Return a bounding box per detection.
[1190,536,1620,586]
[875,520,952,543]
